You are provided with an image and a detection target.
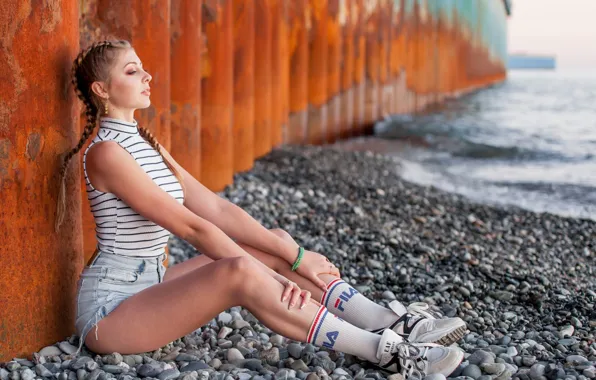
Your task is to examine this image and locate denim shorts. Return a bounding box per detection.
[74,251,167,355]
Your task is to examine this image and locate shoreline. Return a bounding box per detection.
[3,145,595,380]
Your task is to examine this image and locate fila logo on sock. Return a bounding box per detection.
[334,287,359,312]
[322,331,339,349]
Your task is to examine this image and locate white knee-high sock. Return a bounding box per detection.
[321,279,400,331]
[306,305,382,363]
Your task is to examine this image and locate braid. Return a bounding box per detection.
[55,40,114,231]
[138,127,187,197]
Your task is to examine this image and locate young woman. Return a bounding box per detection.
[56,40,467,379]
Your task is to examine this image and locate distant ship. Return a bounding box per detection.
[508,54,556,70]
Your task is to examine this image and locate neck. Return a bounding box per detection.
[105,109,136,123]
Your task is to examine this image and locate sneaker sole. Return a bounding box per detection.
[433,325,467,346]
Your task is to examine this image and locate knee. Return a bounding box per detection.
[222,256,262,301]
[226,256,257,276]
[270,228,294,243]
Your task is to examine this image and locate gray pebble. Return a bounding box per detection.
[58,342,77,356]
[381,290,397,300]
[231,320,251,330]
[5,363,20,372]
[584,367,596,379]
[0,369,9,380]
[85,369,102,380]
[34,365,53,378]
[157,369,180,380]
[288,343,303,359]
[180,362,210,372]
[468,351,495,366]
[568,355,589,364]
[270,335,284,346]
[137,363,163,378]
[76,369,87,380]
[481,363,506,375]
[218,313,233,325]
[19,370,34,380]
[227,348,245,362]
[84,362,98,372]
[101,365,123,375]
[261,347,280,363]
[38,346,63,357]
[103,353,122,366]
[530,364,545,380]
[291,360,309,372]
[462,364,482,379]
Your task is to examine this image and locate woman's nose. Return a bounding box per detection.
[143,71,152,83]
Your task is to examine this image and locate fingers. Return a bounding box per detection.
[281,280,294,303]
[289,285,302,309]
[313,275,328,291]
[300,290,311,309]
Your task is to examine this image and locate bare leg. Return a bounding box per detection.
[87,257,335,355]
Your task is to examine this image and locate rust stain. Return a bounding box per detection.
[25,133,43,161]
[0,0,32,134]
[40,0,63,33]
[0,138,11,186]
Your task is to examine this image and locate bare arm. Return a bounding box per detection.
[85,141,279,278]
[160,149,300,265]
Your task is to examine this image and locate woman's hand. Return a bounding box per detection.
[295,250,341,291]
[274,274,311,309]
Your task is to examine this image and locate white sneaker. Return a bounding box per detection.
[376,329,465,378]
[372,301,467,345]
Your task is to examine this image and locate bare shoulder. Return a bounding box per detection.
[86,140,133,192]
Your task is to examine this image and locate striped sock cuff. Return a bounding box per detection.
[321,278,345,307]
[306,305,329,344]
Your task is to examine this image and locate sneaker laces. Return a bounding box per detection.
[393,342,432,379]
[407,302,444,319]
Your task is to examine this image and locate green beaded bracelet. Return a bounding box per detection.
[291,247,305,271]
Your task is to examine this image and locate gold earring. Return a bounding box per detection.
[104,101,109,115]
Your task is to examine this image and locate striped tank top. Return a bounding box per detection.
[83,117,184,258]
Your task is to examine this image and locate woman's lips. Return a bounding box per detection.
[142,90,151,96]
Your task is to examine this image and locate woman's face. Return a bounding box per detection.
[101,48,152,112]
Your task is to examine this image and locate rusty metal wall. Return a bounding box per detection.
[0,0,509,360]
[0,0,82,360]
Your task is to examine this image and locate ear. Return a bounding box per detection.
[90,81,109,100]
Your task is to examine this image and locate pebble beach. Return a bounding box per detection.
[2,146,595,380]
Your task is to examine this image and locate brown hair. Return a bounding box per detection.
[55,40,185,231]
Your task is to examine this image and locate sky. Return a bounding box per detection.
[507,0,596,69]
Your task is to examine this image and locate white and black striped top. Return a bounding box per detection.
[83,117,184,258]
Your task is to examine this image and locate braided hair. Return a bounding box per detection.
[55,40,185,231]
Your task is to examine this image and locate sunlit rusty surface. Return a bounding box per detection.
[201,0,234,191]
[338,0,355,139]
[287,0,309,144]
[306,0,328,145]
[0,0,82,361]
[326,0,342,143]
[254,0,273,157]
[232,0,255,172]
[171,0,202,181]
[363,0,379,129]
[352,0,367,134]
[270,0,285,147]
